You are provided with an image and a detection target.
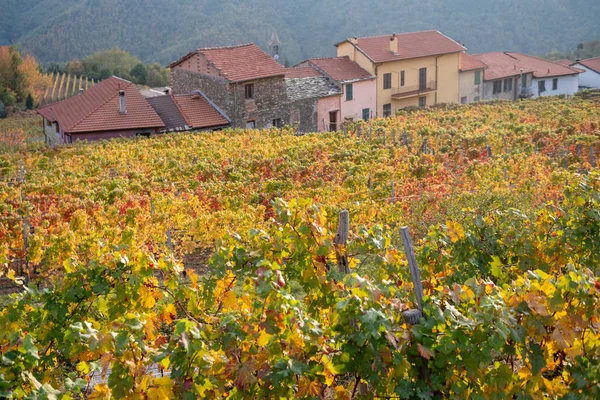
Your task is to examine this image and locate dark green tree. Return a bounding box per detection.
[130,63,148,84]
[25,93,34,110]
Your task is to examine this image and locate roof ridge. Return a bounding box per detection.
[69,78,133,131]
[507,52,582,74]
[307,56,351,61]
[353,30,439,40]
[197,43,255,51]
[169,94,192,128]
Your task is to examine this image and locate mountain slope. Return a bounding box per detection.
[3,0,599,66]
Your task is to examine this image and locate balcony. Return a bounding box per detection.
[392,81,437,99]
[519,87,533,98]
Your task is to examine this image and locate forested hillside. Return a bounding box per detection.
[2,0,599,66]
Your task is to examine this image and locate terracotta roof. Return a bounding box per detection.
[505,53,582,78]
[305,57,374,82]
[37,76,164,133]
[170,44,286,82]
[460,53,487,71]
[554,59,574,66]
[285,67,322,79]
[473,52,536,80]
[576,56,600,73]
[338,30,465,63]
[172,92,230,129]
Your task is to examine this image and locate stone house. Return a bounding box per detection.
[285,67,342,132]
[169,44,289,129]
[295,57,376,124]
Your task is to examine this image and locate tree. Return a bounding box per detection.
[17,54,52,102]
[0,99,5,118]
[130,63,148,84]
[146,63,170,87]
[25,93,34,109]
[66,58,84,76]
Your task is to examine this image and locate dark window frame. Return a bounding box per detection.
[362,108,370,121]
[244,83,254,99]
[461,96,468,104]
[345,83,353,101]
[493,80,502,94]
[383,73,392,89]
[474,70,481,85]
[246,120,256,129]
[272,118,283,128]
[383,103,392,118]
[552,78,558,90]
[418,96,426,108]
[538,80,546,93]
[503,78,513,92]
[400,70,405,87]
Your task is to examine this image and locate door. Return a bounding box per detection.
[419,67,427,90]
[329,111,337,132]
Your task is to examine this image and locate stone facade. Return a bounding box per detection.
[171,68,290,129]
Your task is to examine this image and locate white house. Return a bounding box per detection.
[505,53,581,97]
[572,57,600,88]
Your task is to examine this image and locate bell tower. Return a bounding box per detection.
[269,31,281,62]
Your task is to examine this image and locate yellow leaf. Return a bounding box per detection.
[139,286,156,309]
[89,384,112,400]
[161,304,177,324]
[222,290,237,310]
[7,269,16,280]
[76,361,90,375]
[447,221,465,243]
[257,329,271,347]
[334,385,350,400]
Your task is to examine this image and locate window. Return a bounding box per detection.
[418,96,427,108]
[362,108,370,121]
[345,84,353,101]
[474,96,480,102]
[419,68,427,90]
[272,118,283,128]
[55,123,60,133]
[400,71,405,87]
[474,70,481,85]
[493,80,502,94]
[552,78,558,90]
[246,120,256,129]
[383,103,392,118]
[329,111,337,131]
[383,73,392,89]
[244,84,254,99]
[538,80,546,93]
[461,96,468,104]
[45,119,52,127]
[503,78,513,92]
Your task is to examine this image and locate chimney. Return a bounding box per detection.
[349,37,358,45]
[119,90,126,114]
[79,88,84,95]
[164,88,171,95]
[390,33,398,54]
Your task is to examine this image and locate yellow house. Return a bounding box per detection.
[336,30,465,116]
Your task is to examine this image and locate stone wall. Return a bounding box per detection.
[171,68,293,129]
[289,97,318,133]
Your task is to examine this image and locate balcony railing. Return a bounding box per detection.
[392,81,437,99]
[519,87,533,98]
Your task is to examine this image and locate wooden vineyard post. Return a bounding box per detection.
[334,210,350,274]
[357,125,361,138]
[590,146,596,168]
[400,226,423,324]
[166,228,174,253]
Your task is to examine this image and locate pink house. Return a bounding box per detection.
[296,57,376,126]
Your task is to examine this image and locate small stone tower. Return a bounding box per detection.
[269,31,281,62]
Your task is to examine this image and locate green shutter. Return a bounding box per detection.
[474,70,481,85]
[362,108,370,121]
[346,84,353,101]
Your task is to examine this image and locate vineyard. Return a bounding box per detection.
[39,73,97,106]
[0,97,599,398]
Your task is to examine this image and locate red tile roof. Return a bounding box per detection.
[338,31,465,63]
[172,93,230,129]
[576,56,600,73]
[460,53,487,71]
[473,52,536,80]
[505,53,582,78]
[37,76,164,133]
[305,57,374,82]
[285,67,322,79]
[554,59,574,66]
[170,44,286,82]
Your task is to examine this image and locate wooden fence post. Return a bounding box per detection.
[334,210,350,274]
[400,227,423,324]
